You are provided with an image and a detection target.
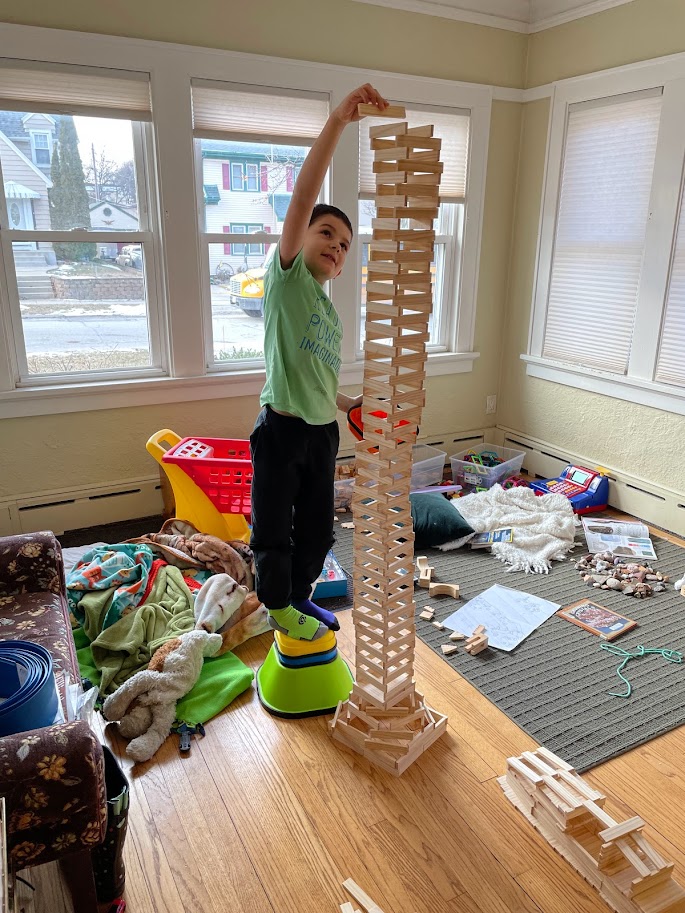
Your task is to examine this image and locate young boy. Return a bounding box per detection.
[250,84,389,641]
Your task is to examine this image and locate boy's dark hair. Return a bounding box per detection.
[309,203,353,239]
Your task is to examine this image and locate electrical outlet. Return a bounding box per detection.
[486,395,497,414]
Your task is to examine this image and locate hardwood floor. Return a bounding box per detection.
[16,517,685,913]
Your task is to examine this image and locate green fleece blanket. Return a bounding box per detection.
[73,627,254,725]
[83,564,196,694]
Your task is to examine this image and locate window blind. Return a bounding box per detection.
[543,90,662,373]
[191,80,328,145]
[655,182,685,387]
[359,104,470,201]
[0,59,152,120]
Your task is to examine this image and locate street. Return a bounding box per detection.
[21,293,264,357]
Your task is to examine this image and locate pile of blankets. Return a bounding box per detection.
[68,519,256,695]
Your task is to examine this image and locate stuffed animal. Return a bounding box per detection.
[194,573,270,654]
[103,629,222,763]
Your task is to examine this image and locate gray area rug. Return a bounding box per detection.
[330,518,685,772]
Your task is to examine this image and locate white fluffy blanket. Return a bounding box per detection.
[439,484,576,574]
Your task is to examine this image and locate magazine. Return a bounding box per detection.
[581,518,656,561]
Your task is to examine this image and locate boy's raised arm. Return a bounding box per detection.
[278,84,388,270]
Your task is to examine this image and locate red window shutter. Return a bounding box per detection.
[223,225,231,256]
[286,164,294,192]
[222,163,230,190]
[261,164,268,192]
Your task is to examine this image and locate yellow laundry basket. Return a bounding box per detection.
[147,429,251,543]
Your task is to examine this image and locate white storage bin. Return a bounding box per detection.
[410,444,447,489]
[450,443,525,490]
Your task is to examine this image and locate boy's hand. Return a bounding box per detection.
[332,84,389,125]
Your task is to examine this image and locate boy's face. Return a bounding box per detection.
[302,215,353,285]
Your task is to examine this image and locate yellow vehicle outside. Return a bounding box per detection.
[229,245,276,317]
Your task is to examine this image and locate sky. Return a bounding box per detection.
[74,115,134,167]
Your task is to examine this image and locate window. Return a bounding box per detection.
[0,28,489,417]
[30,131,51,165]
[192,80,328,366]
[229,161,258,191]
[223,223,265,256]
[0,59,159,381]
[358,106,469,351]
[528,71,685,413]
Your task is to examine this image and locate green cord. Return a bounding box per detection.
[600,643,683,698]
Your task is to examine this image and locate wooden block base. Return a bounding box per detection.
[330,686,447,776]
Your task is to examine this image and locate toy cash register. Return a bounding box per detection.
[530,465,609,514]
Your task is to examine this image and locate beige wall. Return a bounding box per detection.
[0,0,526,88]
[526,0,685,87]
[0,6,525,499]
[498,0,685,495]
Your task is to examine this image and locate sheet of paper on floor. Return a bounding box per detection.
[441,584,561,651]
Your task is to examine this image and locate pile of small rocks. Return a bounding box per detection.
[574,551,670,598]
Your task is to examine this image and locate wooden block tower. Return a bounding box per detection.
[330,104,448,775]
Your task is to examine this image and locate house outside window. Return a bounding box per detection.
[0,60,160,382]
[192,80,328,365]
[527,63,685,415]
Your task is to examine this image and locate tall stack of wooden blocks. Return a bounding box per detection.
[330,103,448,776]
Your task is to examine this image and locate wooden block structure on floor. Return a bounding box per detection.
[330,103,448,775]
[464,624,488,655]
[499,747,685,913]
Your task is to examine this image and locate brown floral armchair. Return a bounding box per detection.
[0,532,107,913]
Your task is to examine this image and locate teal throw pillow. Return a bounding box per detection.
[410,493,474,548]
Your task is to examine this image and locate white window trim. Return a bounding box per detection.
[0,21,488,418]
[28,128,52,166]
[527,57,685,415]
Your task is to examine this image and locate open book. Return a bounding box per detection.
[581,518,656,561]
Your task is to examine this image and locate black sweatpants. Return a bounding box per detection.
[249,405,339,610]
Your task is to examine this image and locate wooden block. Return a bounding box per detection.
[397,135,442,150]
[407,148,440,162]
[598,817,646,843]
[383,159,444,174]
[343,878,388,913]
[473,625,486,636]
[441,643,459,656]
[419,608,434,621]
[341,521,355,529]
[406,171,442,184]
[428,582,460,598]
[358,102,406,119]
[341,904,356,913]
[449,631,465,641]
[432,621,445,631]
[406,124,434,136]
[369,121,407,138]
[464,633,488,655]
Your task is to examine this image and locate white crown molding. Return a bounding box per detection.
[529,0,635,32]
[348,0,634,32]
[346,0,530,32]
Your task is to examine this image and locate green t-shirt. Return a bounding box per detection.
[260,245,342,425]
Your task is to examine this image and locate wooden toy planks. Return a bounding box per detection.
[331,114,447,775]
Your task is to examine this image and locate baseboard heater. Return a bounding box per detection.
[0,477,164,537]
[498,425,685,538]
